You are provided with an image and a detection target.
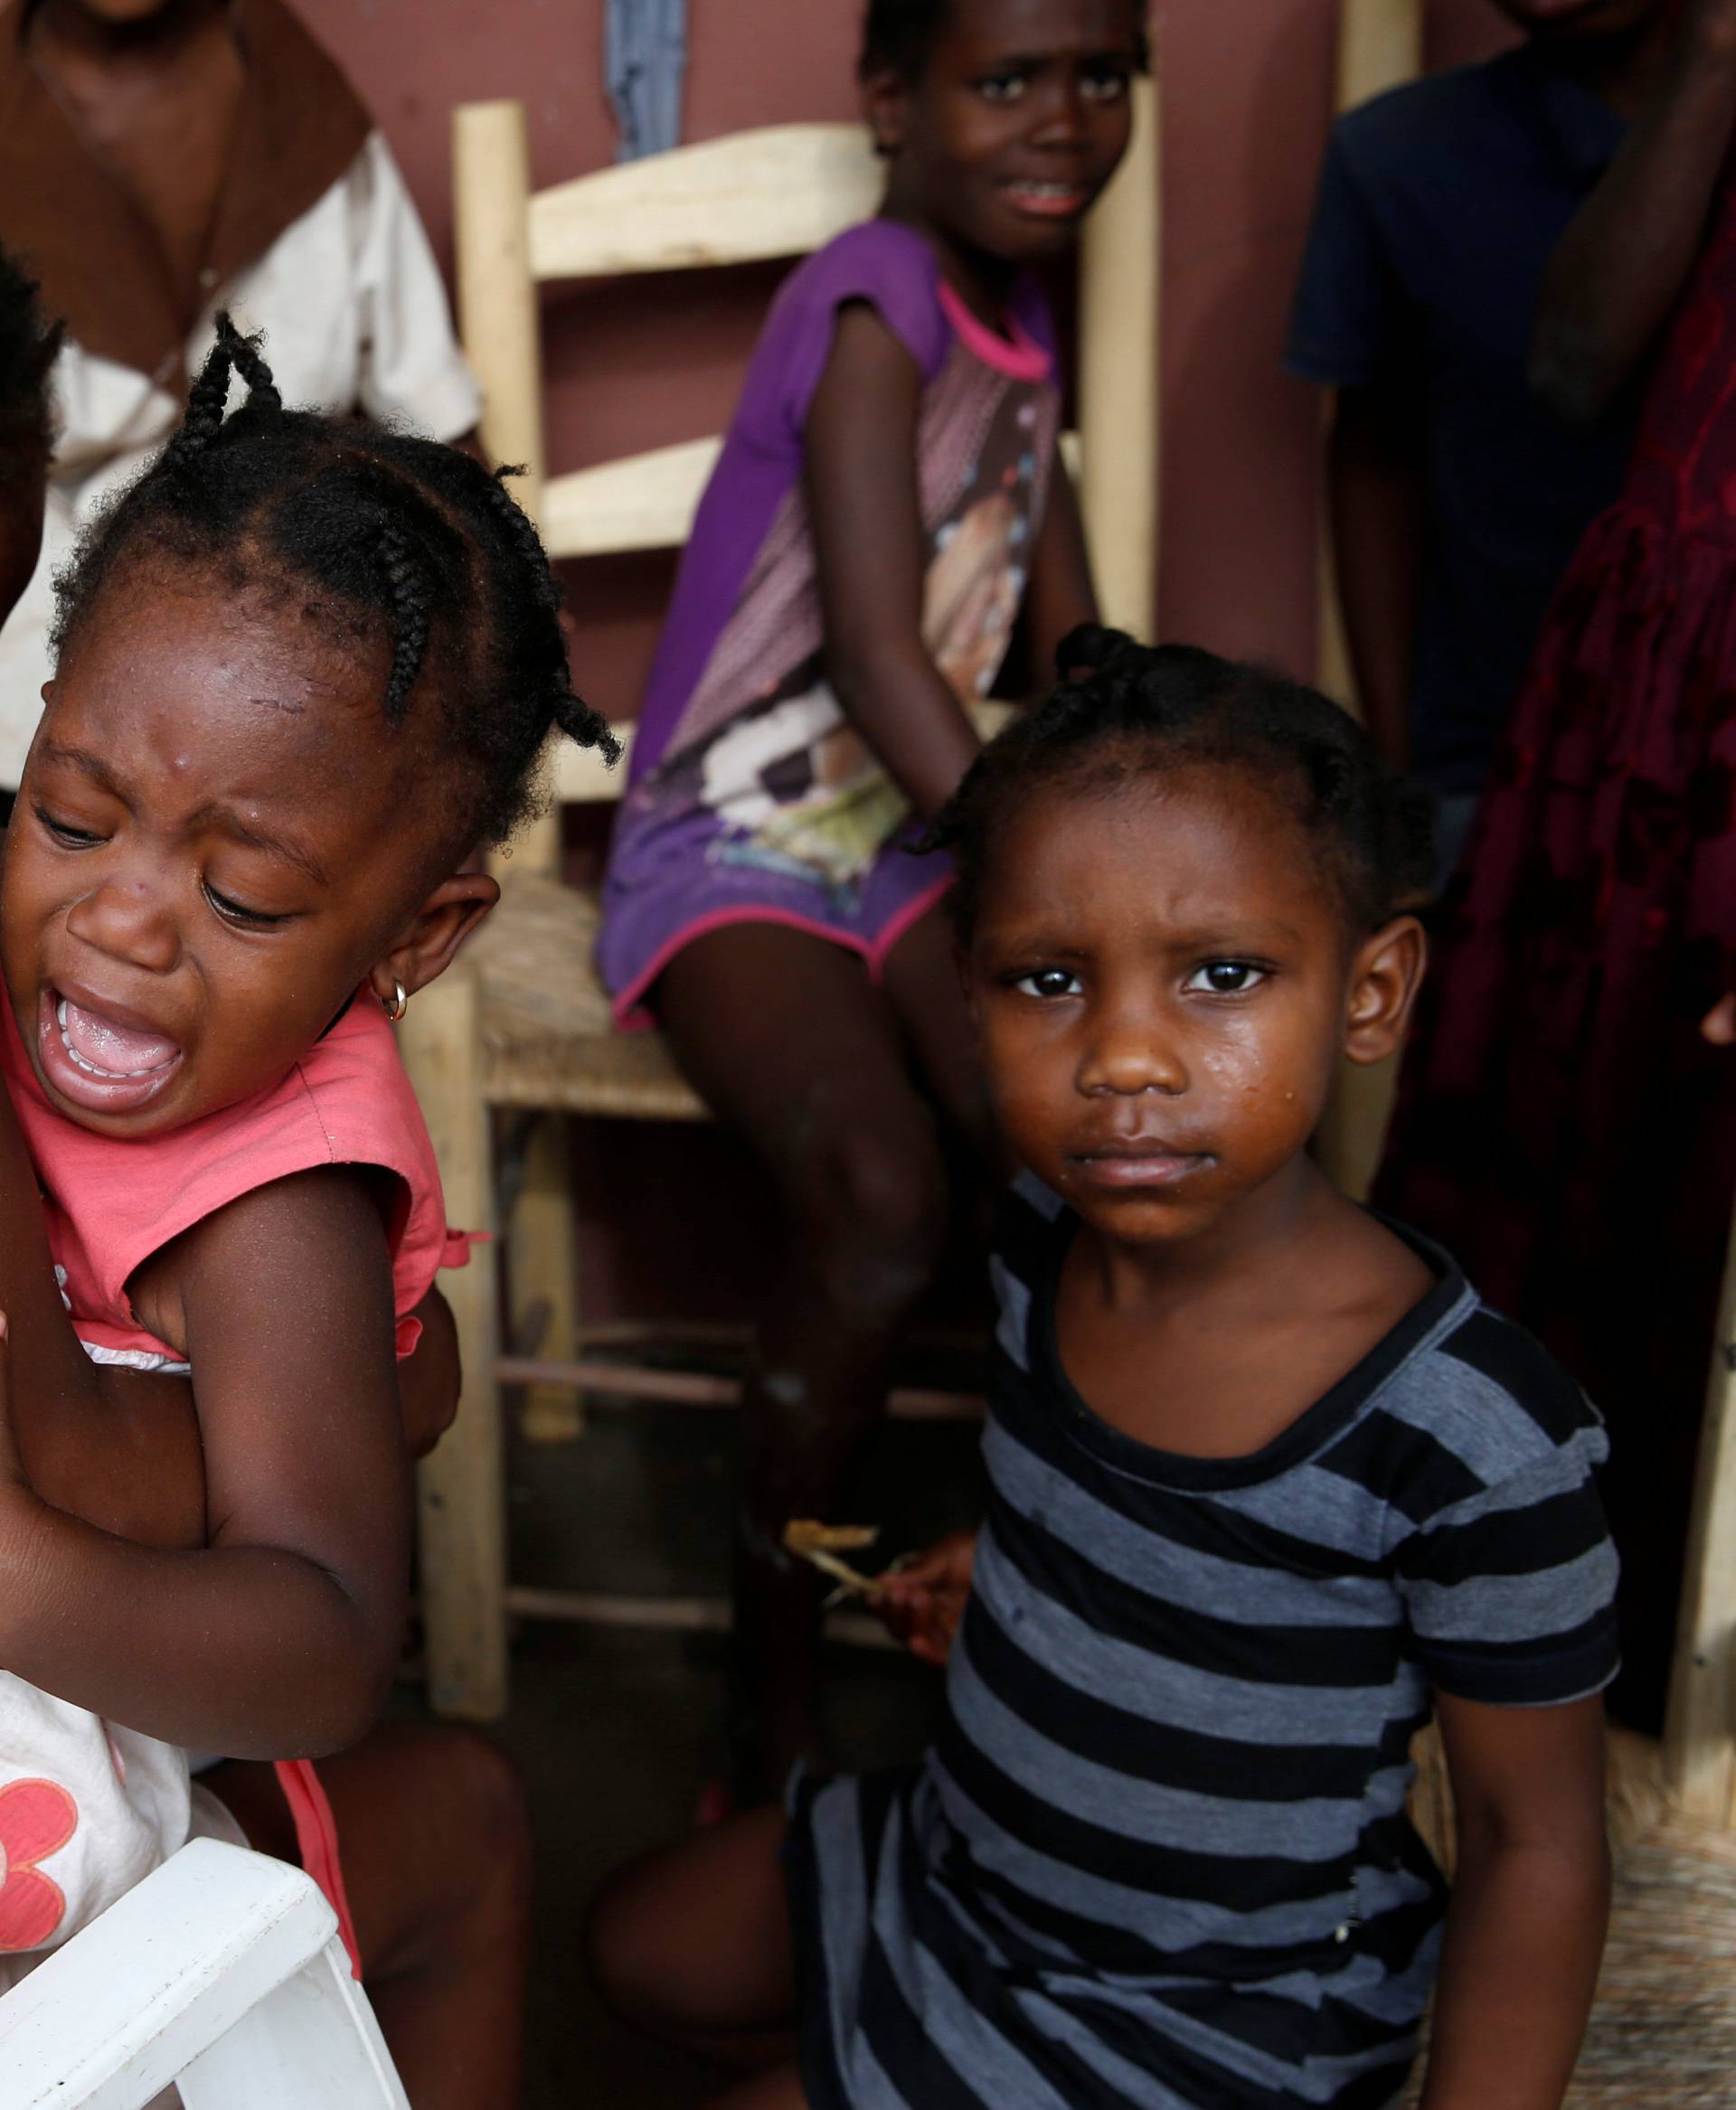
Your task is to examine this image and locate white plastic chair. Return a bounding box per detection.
[0,1837,408,2110]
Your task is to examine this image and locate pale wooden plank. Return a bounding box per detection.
[502,1587,898,1652]
[1338,0,1426,108]
[509,1116,587,1445]
[542,436,722,560]
[1665,1210,1736,1823]
[454,99,562,876]
[1312,2,1426,1196]
[495,1355,983,1421]
[1078,71,1159,639]
[526,123,882,283]
[399,968,510,1721]
[1318,0,1427,716]
[546,429,1080,568]
[454,101,545,511]
[1319,0,1429,714]
[1318,0,1428,714]
[552,721,635,805]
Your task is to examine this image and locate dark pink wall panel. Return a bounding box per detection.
[297,0,1514,712]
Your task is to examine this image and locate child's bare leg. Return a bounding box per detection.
[658,927,956,1796]
[586,1806,797,2070]
[877,904,995,1154]
[203,1724,530,2110]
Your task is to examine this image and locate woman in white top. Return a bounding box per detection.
[0,0,480,790]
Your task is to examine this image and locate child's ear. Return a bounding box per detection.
[1344,914,1427,1067]
[370,871,500,1012]
[860,63,911,156]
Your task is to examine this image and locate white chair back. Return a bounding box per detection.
[0,1838,408,2110]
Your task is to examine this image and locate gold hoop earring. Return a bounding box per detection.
[382,979,408,1023]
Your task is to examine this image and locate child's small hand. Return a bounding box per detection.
[876,1529,977,1666]
[398,1288,460,1460]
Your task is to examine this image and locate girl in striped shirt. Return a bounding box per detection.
[590,628,1619,2110]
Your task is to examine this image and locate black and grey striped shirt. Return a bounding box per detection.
[790,1175,1619,2109]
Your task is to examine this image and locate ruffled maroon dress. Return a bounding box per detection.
[1377,181,1736,1729]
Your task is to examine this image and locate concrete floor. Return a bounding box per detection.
[403,1397,982,2108]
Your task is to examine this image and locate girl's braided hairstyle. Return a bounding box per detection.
[859,0,1150,80]
[930,625,1435,941]
[51,316,618,851]
[0,243,63,473]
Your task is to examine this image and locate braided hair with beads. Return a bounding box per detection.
[53,314,618,850]
[929,625,1435,943]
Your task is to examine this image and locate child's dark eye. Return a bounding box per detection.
[1080,62,1131,102]
[1011,966,1081,999]
[1186,961,1267,995]
[976,69,1029,103]
[33,805,103,848]
[203,880,290,930]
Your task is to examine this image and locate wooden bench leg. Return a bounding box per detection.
[514,1114,586,1446]
[400,968,509,1721]
[1664,1212,1736,1826]
[1315,1050,1401,1206]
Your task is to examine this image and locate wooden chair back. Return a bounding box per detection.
[451,87,1159,846]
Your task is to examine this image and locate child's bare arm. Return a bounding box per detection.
[20,1292,455,1542]
[21,1368,205,1550]
[806,303,984,820]
[0,1052,458,1534]
[0,1165,409,1759]
[1418,1691,1610,2110]
[1018,450,1099,678]
[1533,1,1736,428]
[1326,379,1426,773]
[0,1057,207,1547]
[399,1285,460,1460]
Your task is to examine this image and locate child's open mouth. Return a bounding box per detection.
[1003,179,1092,221]
[38,985,184,1116]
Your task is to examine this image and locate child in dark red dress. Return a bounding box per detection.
[1379,0,1736,1730]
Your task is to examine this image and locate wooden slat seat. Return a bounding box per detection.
[1397,1818,1736,2105]
[1397,1726,1736,2101]
[461,873,703,1121]
[1580,1826,1736,2088]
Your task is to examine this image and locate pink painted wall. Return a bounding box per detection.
[300,0,1513,710]
[295,0,1516,1320]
